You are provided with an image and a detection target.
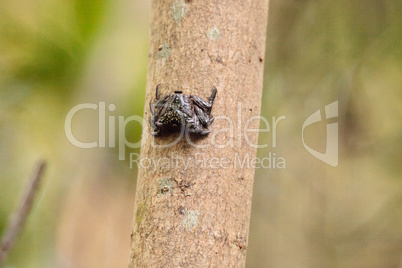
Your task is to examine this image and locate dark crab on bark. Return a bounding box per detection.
[149,85,217,136]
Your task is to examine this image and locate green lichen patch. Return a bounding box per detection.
[171,0,188,22]
[156,43,171,59]
[181,210,200,231]
[206,26,221,40]
[159,177,174,194]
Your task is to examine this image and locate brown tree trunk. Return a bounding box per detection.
[129,1,269,267]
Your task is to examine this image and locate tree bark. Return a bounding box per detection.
[129,1,269,267]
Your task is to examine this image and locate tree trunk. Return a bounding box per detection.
[129,1,269,267]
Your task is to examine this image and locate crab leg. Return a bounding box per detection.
[188,114,210,135]
[155,84,161,100]
[209,86,217,104]
[191,87,217,115]
[149,102,155,116]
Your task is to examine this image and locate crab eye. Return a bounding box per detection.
[174,90,182,94]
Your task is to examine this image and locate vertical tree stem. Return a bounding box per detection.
[129,1,268,267]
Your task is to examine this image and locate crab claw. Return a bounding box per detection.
[209,86,217,104]
[199,130,210,135]
[207,116,215,126]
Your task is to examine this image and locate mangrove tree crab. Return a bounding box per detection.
[149,85,217,136]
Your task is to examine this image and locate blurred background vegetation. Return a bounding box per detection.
[0,0,400,267]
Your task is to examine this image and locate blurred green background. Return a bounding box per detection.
[0,0,401,267]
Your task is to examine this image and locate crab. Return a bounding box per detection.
[149,85,217,136]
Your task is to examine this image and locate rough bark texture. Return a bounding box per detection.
[129,1,269,267]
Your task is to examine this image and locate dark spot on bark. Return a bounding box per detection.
[207,54,226,65]
[239,177,244,181]
[259,56,263,62]
[178,206,185,215]
[249,108,252,112]
[161,186,169,193]
[234,234,247,250]
[177,180,194,192]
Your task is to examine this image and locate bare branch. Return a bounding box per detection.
[129,1,268,267]
[0,160,47,266]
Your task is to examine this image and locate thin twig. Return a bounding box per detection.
[0,160,47,266]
